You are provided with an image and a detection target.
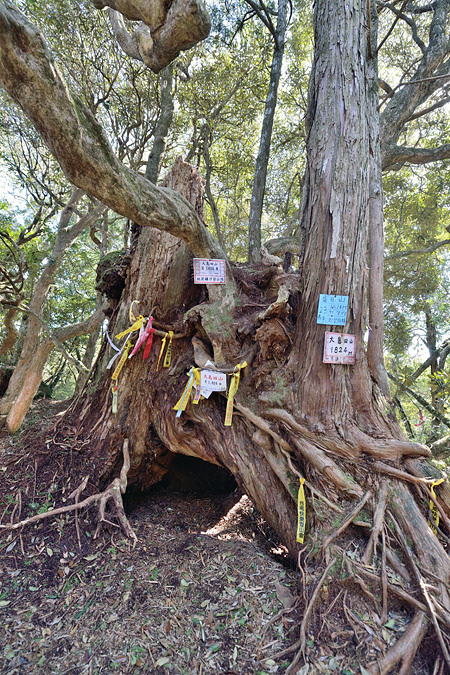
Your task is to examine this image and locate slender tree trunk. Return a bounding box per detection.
[5,305,106,432]
[247,0,289,263]
[145,65,174,184]
[0,192,106,415]
[130,65,174,248]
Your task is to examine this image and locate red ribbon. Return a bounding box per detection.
[414,409,424,427]
[128,316,154,359]
[143,328,155,359]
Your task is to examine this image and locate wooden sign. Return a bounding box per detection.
[193,258,226,284]
[317,294,349,326]
[323,332,356,364]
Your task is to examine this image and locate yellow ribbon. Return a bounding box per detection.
[163,331,174,368]
[297,478,306,543]
[429,477,444,534]
[111,340,132,381]
[224,361,247,427]
[156,333,168,371]
[115,315,145,340]
[173,368,200,416]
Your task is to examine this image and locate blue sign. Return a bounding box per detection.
[317,294,349,326]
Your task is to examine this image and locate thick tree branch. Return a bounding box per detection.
[383,142,450,169]
[386,237,450,259]
[0,1,224,263]
[2,302,107,373]
[380,0,450,168]
[94,0,210,72]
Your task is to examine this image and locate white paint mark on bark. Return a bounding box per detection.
[330,201,341,259]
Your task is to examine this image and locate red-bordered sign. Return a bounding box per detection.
[193,258,226,284]
[323,332,356,364]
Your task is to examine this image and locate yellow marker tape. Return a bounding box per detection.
[192,368,202,404]
[163,331,174,368]
[111,340,132,381]
[129,300,140,323]
[111,383,118,414]
[115,315,145,340]
[297,478,306,543]
[224,361,247,427]
[173,368,200,416]
[429,477,445,534]
[156,332,168,371]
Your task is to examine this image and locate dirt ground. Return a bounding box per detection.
[0,401,303,675]
[0,401,442,675]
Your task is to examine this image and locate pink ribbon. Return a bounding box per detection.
[129,316,154,359]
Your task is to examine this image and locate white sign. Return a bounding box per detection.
[200,369,227,398]
[193,258,226,284]
[323,332,356,364]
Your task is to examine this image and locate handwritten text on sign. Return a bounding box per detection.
[323,332,356,364]
[193,258,226,284]
[317,294,349,326]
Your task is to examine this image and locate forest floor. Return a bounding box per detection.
[0,401,439,675]
[0,400,303,675]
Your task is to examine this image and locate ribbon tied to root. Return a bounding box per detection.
[224,361,247,426]
[429,477,445,534]
[296,477,306,544]
[173,368,201,417]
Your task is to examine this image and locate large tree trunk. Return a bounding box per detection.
[1,0,449,668]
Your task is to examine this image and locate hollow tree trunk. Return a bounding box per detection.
[72,2,449,665]
[2,0,449,667]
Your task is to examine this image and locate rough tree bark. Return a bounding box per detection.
[0,0,449,669]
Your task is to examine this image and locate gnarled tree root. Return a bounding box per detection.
[0,439,136,543]
[366,611,427,675]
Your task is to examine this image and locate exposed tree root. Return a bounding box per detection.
[366,611,428,675]
[320,490,372,552]
[392,513,450,670]
[362,480,388,565]
[283,557,337,675]
[0,440,136,543]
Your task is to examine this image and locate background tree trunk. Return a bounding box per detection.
[247,0,289,263]
[0,191,106,416]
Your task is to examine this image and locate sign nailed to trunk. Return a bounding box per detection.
[317,294,349,326]
[323,332,356,364]
[193,258,226,284]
